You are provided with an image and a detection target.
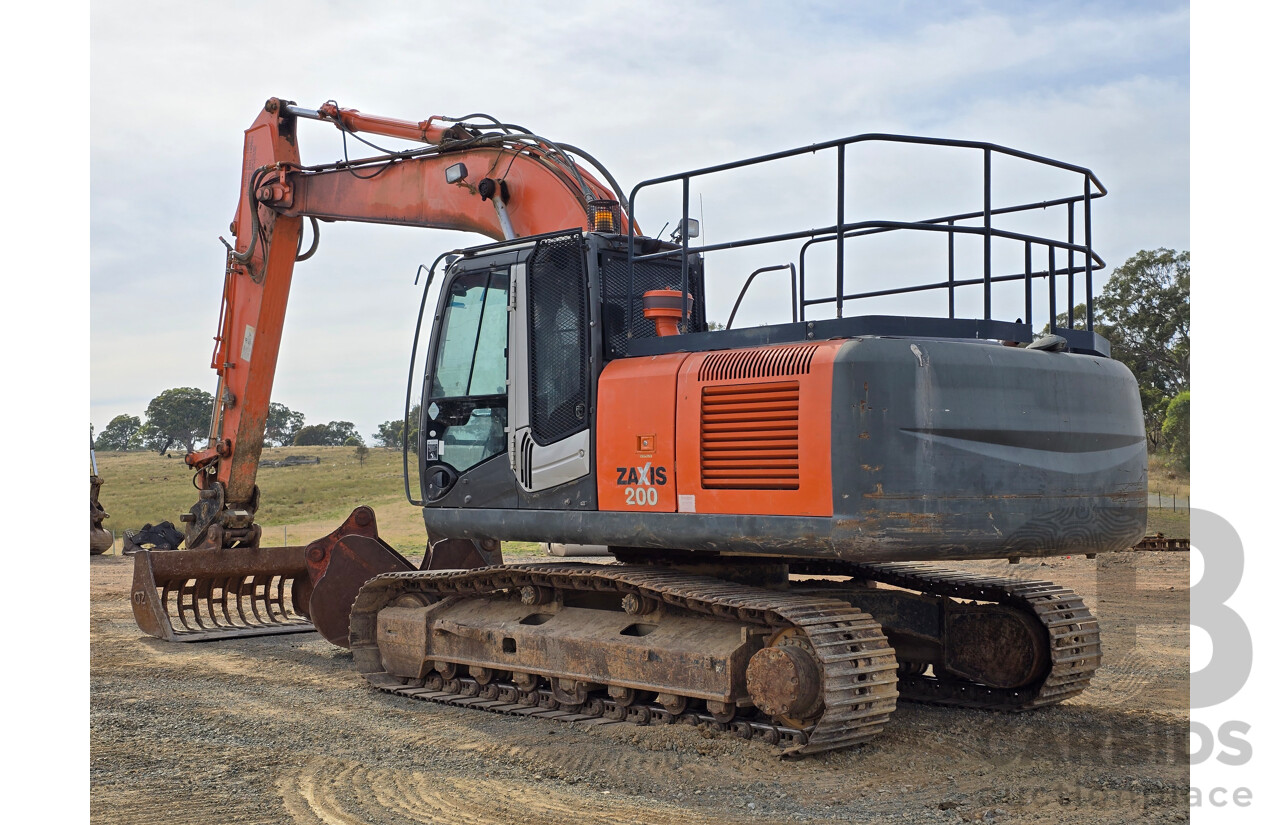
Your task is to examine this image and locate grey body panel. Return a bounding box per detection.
[423,502,1138,562]
[827,336,1147,558]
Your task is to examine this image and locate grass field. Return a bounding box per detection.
[1144,452,1190,537]
[95,446,1189,554]
[1146,451,1190,497]
[94,445,544,557]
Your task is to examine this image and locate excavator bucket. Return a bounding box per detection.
[130,545,314,642]
[300,506,503,647]
[303,506,415,648]
[130,505,502,645]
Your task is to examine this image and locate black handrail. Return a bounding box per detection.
[625,133,1106,338]
[726,264,797,329]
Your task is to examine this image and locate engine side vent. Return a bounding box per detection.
[697,344,819,383]
[700,382,801,490]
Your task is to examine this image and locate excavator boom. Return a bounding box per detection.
[187,98,626,531]
[133,98,627,642]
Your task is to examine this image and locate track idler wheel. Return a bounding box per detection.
[746,629,824,727]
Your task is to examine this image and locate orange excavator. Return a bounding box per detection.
[131,98,1146,754]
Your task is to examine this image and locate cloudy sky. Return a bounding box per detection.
[89,0,1190,443]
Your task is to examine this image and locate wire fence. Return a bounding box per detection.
[1148,492,1189,511]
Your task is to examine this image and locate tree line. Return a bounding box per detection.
[94,390,367,454]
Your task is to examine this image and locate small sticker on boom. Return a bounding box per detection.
[241,324,256,362]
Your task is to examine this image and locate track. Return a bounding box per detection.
[1132,535,1190,551]
[349,563,900,755]
[794,560,1103,710]
[347,559,1099,756]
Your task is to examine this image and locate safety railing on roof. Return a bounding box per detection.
[626,133,1108,352]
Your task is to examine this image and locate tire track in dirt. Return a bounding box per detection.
[278,757,744,825]
[1089,649,1171,708]
[359,693,849,793]
[115,635,353,692]
[93,789,279,825]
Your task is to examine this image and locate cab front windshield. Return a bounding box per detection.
[427,268,509,472]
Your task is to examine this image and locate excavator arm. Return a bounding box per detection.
[133,97,630,642]
[181,97,627,550]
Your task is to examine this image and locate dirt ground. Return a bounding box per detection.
[90,551,1189,824]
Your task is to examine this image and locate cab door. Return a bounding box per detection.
[508,233,593,492]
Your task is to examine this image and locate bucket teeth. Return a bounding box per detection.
[130,546,314,642]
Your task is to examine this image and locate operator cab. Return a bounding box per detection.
[416,230,707,508]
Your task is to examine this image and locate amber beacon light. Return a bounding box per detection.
[588,199,621,233]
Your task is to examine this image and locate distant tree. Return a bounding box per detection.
[143,388,213,455]
[343,434,365,447]
[135,422,174,456]
[354,444,370,466]
[374,420,403,449]
[1162,390,1190,469]
[293,420,362,447]
[264,402,306,447]
[328,421,359,444]
[95,414,143,451]
[293,424,332,446]
[375,405,421,452]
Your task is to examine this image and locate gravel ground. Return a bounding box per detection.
[90,551,1189,824]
